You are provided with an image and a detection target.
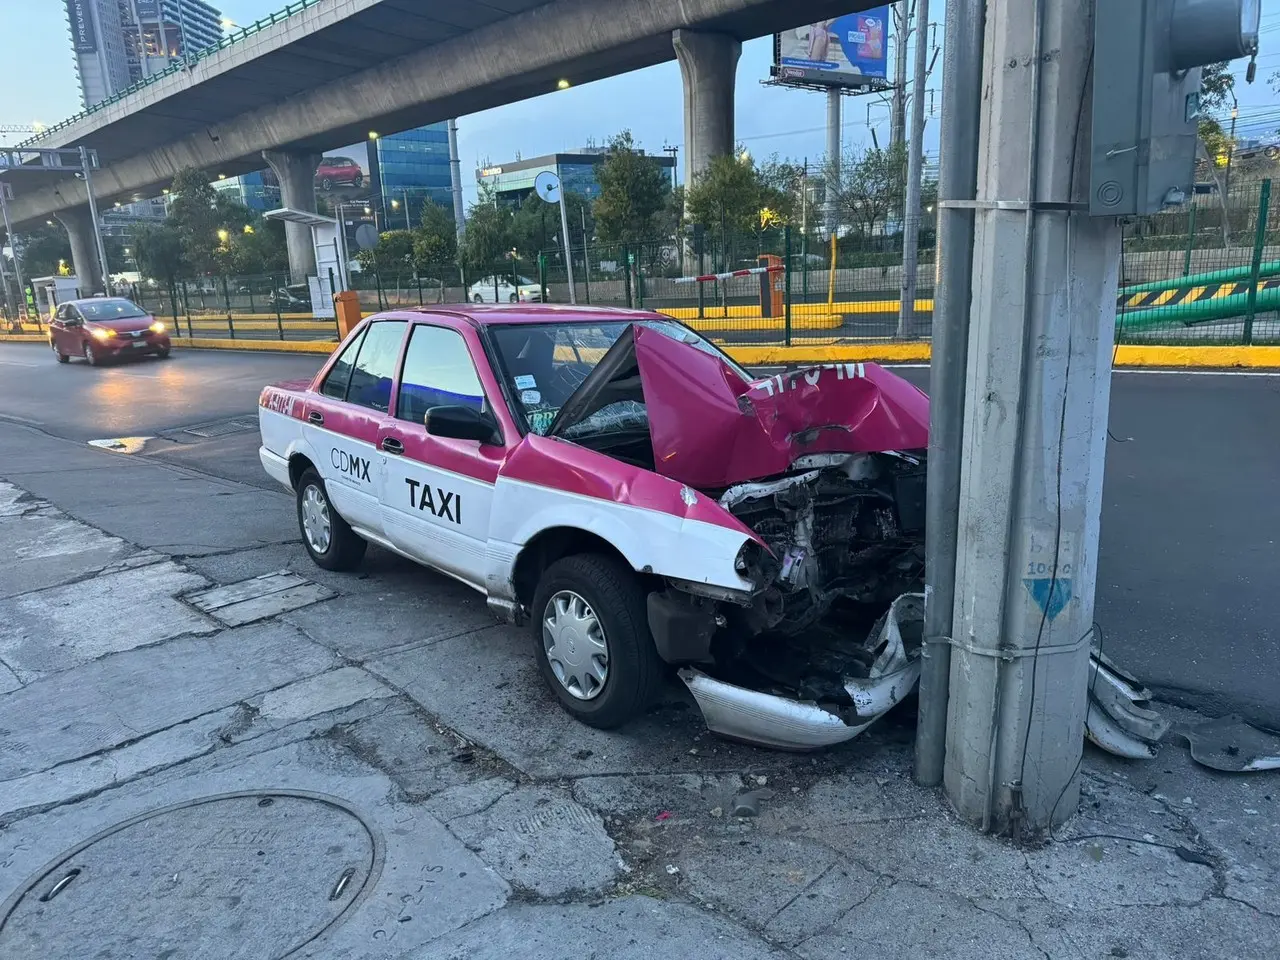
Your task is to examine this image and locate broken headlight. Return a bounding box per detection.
[735,539,767,579]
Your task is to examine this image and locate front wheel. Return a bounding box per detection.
[508,293,519,303]
[295,468,366,571]
[83,341,100,366]
[530,553,662,729]
[156,347,171,359]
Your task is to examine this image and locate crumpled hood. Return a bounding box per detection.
[632,325,928,488]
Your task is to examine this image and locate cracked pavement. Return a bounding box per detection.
[1,403,1279,958]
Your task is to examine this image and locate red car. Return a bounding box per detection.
[258,306,929,747]
[49,297,172,365]
[315,156,364,191]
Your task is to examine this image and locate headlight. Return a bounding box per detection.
[734,539,764,575]
[149,320,165,333]
[90,327,114,340]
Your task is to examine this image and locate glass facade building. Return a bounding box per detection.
[477,151,676,206]
[366,124,455,230]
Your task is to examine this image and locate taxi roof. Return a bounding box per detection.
[378,303,665,328]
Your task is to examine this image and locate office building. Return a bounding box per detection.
[211,170,280,212]
[65,0,224,109]
[367,124,455,228]
[476,150,676,206]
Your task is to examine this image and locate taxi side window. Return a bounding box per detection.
[345,320,407,412]
[319,327,367,400]
[396,325,487,425]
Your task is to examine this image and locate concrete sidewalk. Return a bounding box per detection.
[0,420,1276,959]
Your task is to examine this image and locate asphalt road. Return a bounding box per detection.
[2,341,1277,727]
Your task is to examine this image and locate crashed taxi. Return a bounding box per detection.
[258,305,929,748]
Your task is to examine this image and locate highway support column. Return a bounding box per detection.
[939,0,1122,835]
[262,150,321,285]
[673,31,740,186]
[56,207,104,298]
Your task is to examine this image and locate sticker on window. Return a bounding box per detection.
[521,389,541,404]
[514,374,537,390]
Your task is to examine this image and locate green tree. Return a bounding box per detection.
[166,168,255,275]
[459,189,515,275]
[1199,62,1236,166]
[592,130,671,243]
[355,229,415,277]
[684,152,790,236]
[411,201,458,275]
[228,218,288,277]
[132,222,187,286]
[510,190,591,262]
[826,143,909,238]
[13,222,72,278]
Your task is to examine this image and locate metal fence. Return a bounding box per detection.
[1116,177,1279,345]
[106,178,1276,349]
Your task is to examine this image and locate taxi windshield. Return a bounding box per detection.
[488,319,749,436]
[77,299,148,321]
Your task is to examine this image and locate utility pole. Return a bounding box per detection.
[664,144,679,188]
[825,89,841,237]
[897,0,930,338]
[890,1,911,148]
[79,146,112,296]
[0,182,29,320]
[939,0,1123,835]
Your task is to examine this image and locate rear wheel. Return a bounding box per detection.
[83,341,100,366]
[295,468,366,571]
[51,339,69,363]
[472,294,484,304]
[530,553,662,729]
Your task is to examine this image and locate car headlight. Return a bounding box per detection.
[89,327,114,340]
[149,320,165,333]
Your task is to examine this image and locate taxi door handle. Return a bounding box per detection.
[381,437,404,455]
[307,411,324,425]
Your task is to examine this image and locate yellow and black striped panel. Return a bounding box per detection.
[1119,278,1280,310]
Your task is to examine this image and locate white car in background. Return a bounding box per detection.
[468,276,542,303]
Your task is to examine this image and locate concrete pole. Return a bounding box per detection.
[942,0,1122,836]
[897,0,929,338]
[57,207,104,298]
[914,0,985,787]
[673,30,741,186]
[890,1,910,148]
[447,118,466,240]
[79,147,112,296]
[262,149,321,284]
[0,185,30,319]
[825,89,841,238]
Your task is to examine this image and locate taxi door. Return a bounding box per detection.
[377,322,503,590]
[303,319,407,537]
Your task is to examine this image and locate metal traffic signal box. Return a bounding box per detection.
[1090,0,1260,217]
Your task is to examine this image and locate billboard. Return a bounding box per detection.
[66,0,97,53]
[773,10,890,89]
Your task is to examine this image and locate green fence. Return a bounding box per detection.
[1117,177,1279,345]
[127,273,341,341]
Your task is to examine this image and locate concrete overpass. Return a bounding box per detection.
[1,0,870,291]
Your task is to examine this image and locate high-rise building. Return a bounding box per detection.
[65,0,224,109]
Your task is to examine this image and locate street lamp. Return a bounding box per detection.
[216,228,229,244]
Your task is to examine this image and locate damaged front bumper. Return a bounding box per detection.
[679,594,923,751]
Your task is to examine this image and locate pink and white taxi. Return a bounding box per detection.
[258,305,930,748]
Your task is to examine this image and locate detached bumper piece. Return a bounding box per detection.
[679,594,923,750]
[1083,648,1170,760]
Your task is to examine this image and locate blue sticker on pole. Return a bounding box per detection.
[1023,578,1073,621]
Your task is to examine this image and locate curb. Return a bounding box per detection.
[7,333,1280,368]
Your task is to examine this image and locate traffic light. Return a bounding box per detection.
[1090,0,1259,216]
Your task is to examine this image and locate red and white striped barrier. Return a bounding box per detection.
[671,264,785,284]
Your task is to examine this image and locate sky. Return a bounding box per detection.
[2,0,1279,207]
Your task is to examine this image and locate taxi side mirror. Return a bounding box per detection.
[424,404,500,445]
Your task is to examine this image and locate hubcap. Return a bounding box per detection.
[542,590,609,700]
[301,483,332,554]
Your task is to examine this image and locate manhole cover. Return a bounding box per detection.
[0,791,380,960]
[180,417,259,439]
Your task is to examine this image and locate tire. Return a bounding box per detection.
[321,177,333,191]
[52,339,69,363]
[1266,146,1279,161]
[295,468,366,571]
[472,294,484,304]
[156,347,171,359]
[352,172,363,187]
[508,293,519,303]
[530,553,662,729]
[83,341,100,366]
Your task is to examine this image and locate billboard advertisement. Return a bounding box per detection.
[66,0,97,53]
[774,9,890,88]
